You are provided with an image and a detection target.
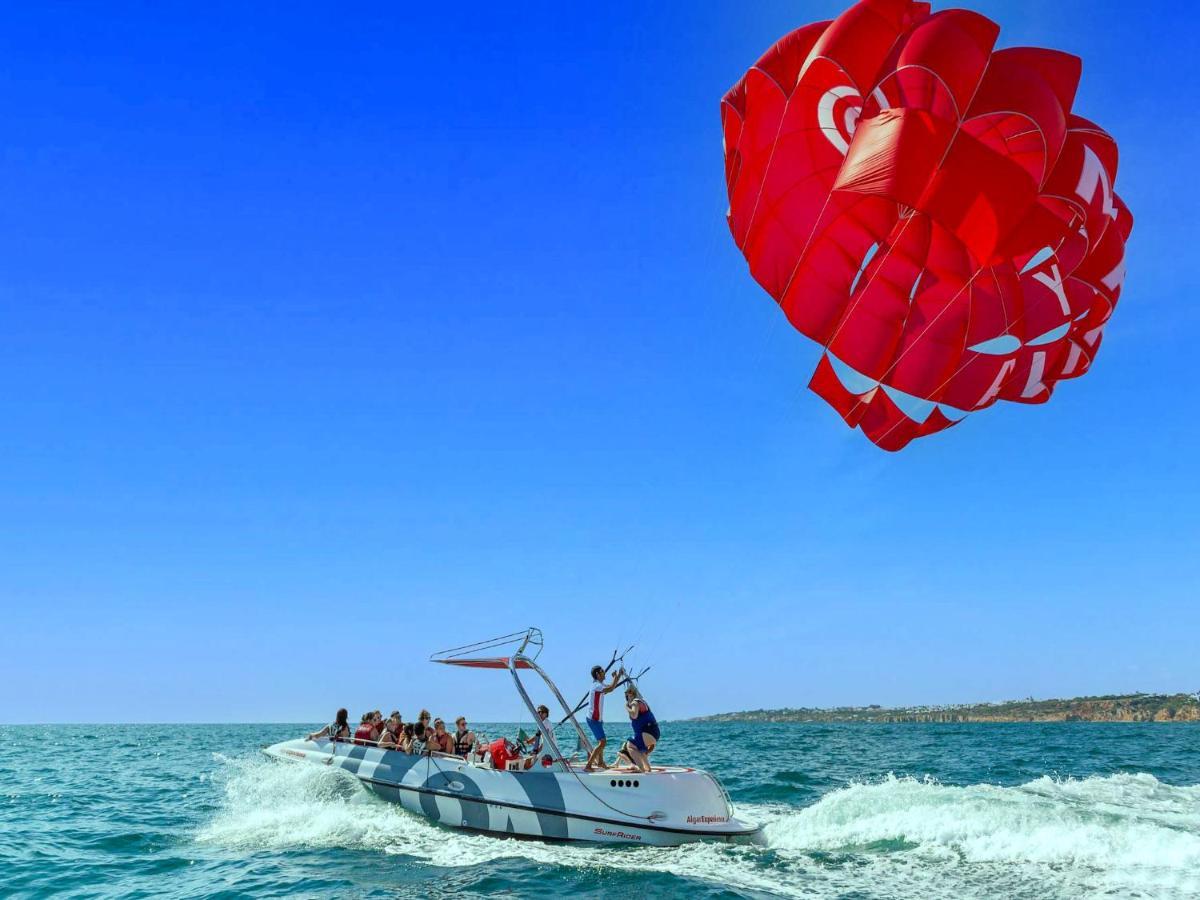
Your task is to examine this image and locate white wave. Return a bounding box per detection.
[198,756,1200,899]
[198,753,459,858]
[765,773,1200,897]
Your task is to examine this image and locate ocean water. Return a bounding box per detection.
[2,722,1199,899]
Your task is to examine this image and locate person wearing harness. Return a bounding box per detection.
[584,664,624,772]
[615,684,659,773]
[308,708,350,742]
[452,717,476,757]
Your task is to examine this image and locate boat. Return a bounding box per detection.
[264,628,760,846]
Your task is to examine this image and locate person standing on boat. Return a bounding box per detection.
[584,664,624,771]
[615,684,659,773]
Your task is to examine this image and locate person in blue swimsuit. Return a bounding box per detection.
[616,685,659,773]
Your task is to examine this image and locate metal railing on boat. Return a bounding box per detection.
[318,734,572,768]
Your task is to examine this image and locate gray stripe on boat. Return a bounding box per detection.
[511,772,568,839]
[420,762,490,831]
[327,745,576,840]
[374,748,423,783]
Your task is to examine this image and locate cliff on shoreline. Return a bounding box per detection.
[692,693,1200,724]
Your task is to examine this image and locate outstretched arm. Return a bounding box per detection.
[602,668,625,694]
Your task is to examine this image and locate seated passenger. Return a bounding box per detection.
[472,732,490,763]
[401,723,415,753]
[413,709,431,746]
[353,713,378,746]
[411,719,428,753]
[520,704,551,769]
[521,705,550,754]
[377,712,404,749]
[428,718,455,754]
[307,708,350,742]
[615,685,659,773]
[452,717,476,758]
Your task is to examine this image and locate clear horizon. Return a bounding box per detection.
[3,1,1197,725]
[7,687,1199,728]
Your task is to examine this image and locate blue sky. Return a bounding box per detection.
[2,2,1196,723]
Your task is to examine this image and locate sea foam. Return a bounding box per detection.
[764,772,1200,896]
[199,754,1200,899]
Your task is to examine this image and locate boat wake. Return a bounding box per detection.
[199,755,1200,899]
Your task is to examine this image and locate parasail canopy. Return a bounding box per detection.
[721,0,1131,450]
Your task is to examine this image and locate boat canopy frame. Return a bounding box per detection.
[430,627,594,770]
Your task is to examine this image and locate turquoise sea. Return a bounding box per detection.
[3,722,1199,898]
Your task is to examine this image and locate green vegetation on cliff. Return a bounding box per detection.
[693,693,1200,723]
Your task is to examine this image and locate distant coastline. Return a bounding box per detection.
[691,693,1200,724]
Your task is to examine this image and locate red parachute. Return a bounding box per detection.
[721,0,1131,450]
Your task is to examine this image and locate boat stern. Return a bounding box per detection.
[563,765,760,844]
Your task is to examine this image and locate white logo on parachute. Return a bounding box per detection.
[1076,145,1117,221]
[818,85,862,155]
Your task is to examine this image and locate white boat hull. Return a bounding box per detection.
[264,738,760,846]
